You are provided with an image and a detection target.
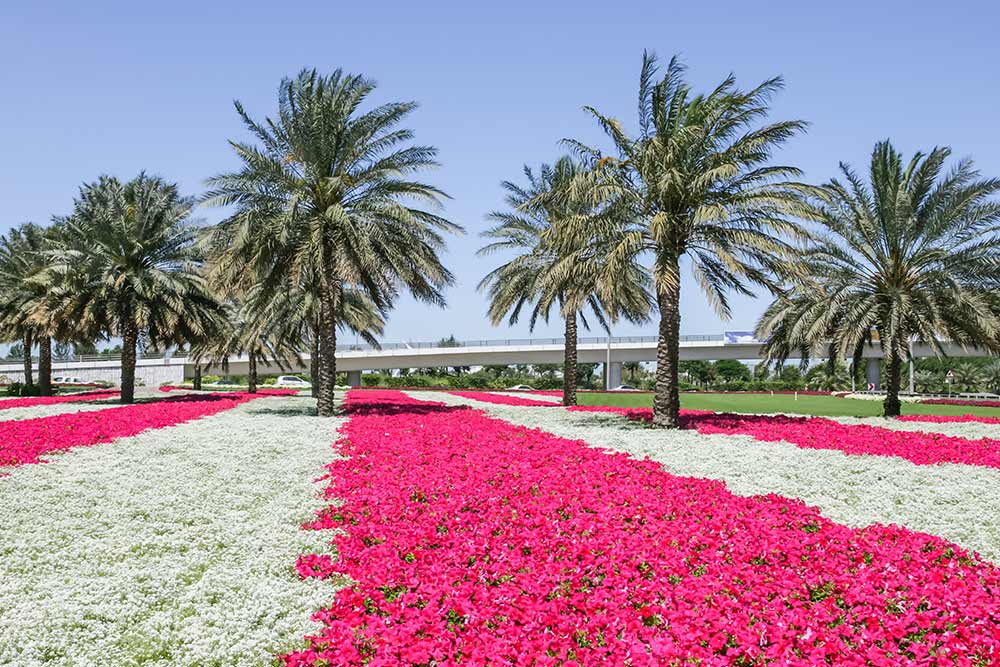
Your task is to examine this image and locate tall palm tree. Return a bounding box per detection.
[204,68,460,416]
[560,52,808,426]
[479,157,650,406]
[43,174,222,403]
[757,142,1000,415]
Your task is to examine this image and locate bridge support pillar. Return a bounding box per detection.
[347,370,362,388]
[865,358,880,391]
[605,361,622,390]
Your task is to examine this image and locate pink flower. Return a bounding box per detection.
[282,389,1000,666]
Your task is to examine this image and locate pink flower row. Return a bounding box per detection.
[0,390,119,411]
[569,405,1000,470]
[0,393,259,468]
[899,413,1000,425]
[921,398,1000,408]
[447,391,559,407]
[283,390,1000,666]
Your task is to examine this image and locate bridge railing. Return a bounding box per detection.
[3,334,733,365]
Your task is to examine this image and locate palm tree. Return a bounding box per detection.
[44,174,222,403]
[951,361,986,393]
[914,369,941,394]
[0,223,56,394]
[189,299,301,394]
[623,361,643,383]
[559,52,808,426]
[983,360,1000,393]
[758,142,1000,415]
[204,68,460,416]
[479,157,650,406]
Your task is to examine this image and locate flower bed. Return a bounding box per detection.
[570,405,1000,470]
[447,390,558,407]
[0,393,261,468]
[921,398,1000,408]
[284,389,1000,666]
[0,390,118,411]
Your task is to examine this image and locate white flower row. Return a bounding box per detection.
[828,415,1000,440]
[0,399,121,422]
[409,391,1000,563]
[0,396,343,667]
[486,391,563,403]
[841,392,923,402]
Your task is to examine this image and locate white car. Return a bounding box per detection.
[611,384,641,391]
[506,384,534,391]
[56,376,88,385]
[274,375,312,388]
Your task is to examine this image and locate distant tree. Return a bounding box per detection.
[951,361,986,393]
[714,359,751,383]
[438,335,462,347]
[679,360,714,386]
[576,362,599,388]
[622,361,642,382]
[533,363,561,378]
[984,361,1000,393]
[914,369,942,394]
[5,342,24,362]
[779,365,803,387]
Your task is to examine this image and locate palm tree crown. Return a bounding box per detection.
[758,142,1000,415]
[560,52,808,426]
[204,68,461,415]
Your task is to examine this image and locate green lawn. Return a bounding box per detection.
[576,391,1000,418]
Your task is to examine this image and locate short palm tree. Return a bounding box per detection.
[951,361,986,393]
[204,68,460,416]
[0,223,57,394]
[189,299,301,393]
[44,174,222,403]
[983,360,1000,393]
[914,369,941,394]
[560,52,808,426]
[758,142,1000,415]
[479,157,650,406]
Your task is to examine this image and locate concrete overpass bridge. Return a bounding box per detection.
[0,334,988,390]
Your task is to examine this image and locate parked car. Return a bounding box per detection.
[610,384,641,391]
[57,376,88,385]
[274,375,312,388]
[506,384,534,391]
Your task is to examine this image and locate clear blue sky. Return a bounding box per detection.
[3,1,998,344]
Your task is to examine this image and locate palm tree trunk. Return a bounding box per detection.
[120,321,138,404]
[193,364,202,391]
[22,330,33,387]
[310,330,319,398]
[883,349,903,417]
[562,313,578,407]
[248,354,258,394]
[652,266,682,428]
[317,279,340,417]
[38,335,52,396]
